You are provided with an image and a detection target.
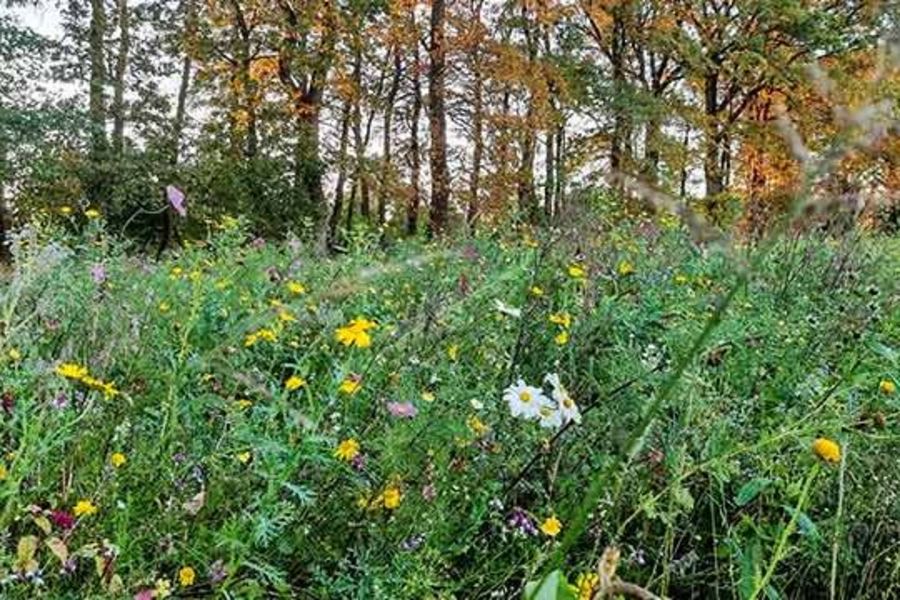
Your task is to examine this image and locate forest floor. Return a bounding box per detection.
[0,217,898,599]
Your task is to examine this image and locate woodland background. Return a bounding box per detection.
[1,0,898,254]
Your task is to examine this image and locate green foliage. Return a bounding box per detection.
[0,214,896,597]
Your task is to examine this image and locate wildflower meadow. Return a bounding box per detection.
[0,209,897,599]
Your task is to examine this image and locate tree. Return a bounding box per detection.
[428,0,450,236]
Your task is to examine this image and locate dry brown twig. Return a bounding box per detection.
[591,547,666,600]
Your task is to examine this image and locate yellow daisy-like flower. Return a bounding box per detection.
[278,310,297,323]
[59,206,73,216]
[567,264,586,280]
[880,379,896,395]
[235,399,253,410]
[158,301,171,313]
[466,415,489,437]
[73,499,98,517]
[575,572,599,600]
[447,344,460,362]
[285,375,306,391]
[812,437,841,464]
[236,451,252,464]
[56,362,89,381]
[421,390,436,403]
[286,281,307,295]
[548,312,572,329]
[617,260,635,277]
[554,330,570,346]
[84,208,101,219]
[334,438,360,462]
[335,317,377,349]
[7,348,21,362]
[540,516,562,537]
[339,376,362,395]
[382,486,402,510]
[530,285,544,297]
[244,328,278,347]
[178,566,196,587]
[110,452,127,468]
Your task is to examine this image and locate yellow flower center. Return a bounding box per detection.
[519,391,532,403]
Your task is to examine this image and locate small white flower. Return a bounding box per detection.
[538,403,563,429]
[545,373,581,424]
[494,299,522,319]
[503,379,549,419]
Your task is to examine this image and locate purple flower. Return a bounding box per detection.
[134,589,155,600]
[166,185,187,217]
[386,401,418,419]
[51,393,69,410]
[507,507,538,536]
[208,559,227,584]
[90,263,107,284]
[251,237,266,249]
[350,453,367,471]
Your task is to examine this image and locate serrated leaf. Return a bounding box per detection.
[735,478,772,507]
[673,484,695,512]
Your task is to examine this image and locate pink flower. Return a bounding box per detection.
[51,509,76,530]
[134,589,155,600]
[166,185,187,217]
[90,263,107,284]
[386,401,418,419]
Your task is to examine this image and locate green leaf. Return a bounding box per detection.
[783,506,820,542]
[524,570,577,600]
[672,484,695,512]
[735,478,773,507]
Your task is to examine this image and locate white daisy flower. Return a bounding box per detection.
[538,403,563,429]
[545,373,581,424]
[503,379,548,419]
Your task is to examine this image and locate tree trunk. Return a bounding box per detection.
[704,68,724,197]
[555,124,565,215]
[544,128,554,217]
[467,62,483,230]
[351,46,370,221]
[171,0,194,165]
[329,98,352,245]
[111,0,129,156]
[379,45,402,226]
[407,11,423,236]
[88,0,108,205]
[609,5,628,179]
[294,105,325,223]
[517,5,538,222]
[427,0,450,237]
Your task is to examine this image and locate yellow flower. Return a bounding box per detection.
[334,438,360,462]
[278,309,297,323]
[235,399,253,410]
[466,415,489,437]
[549,312,572,329]
[158,301,171,313]
[286,281,307,295]
[554,331,570,346]
[0,463,7,481]
[674,274,689,285]
[245,328,277,347]
[617,260,635,277]
[73,499,98,517]
[285,375,306,391]
[530,285,544,297]
[447,344,459,362]
[178,566,196,587]
[59,206,73,215]
[420,390,436,403]
[84,208,101,219]
[880,379,896,395]
[382,486,402,509]
[575,572,599,600]
[339,376,362,395]
[540,516,562,537]
[335,317,377,349]
[812,437,841,464]
[81,375,119,398]
[170,266,184,278]
[110,452,127,468]
[7,348,21,362]
[56,362,89,381]
[568,264,586,280]
[236,451,252,464]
